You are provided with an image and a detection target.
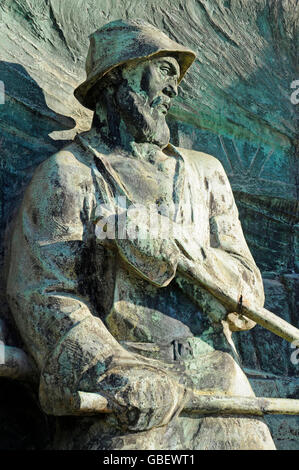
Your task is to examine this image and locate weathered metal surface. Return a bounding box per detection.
[0,0,298,451]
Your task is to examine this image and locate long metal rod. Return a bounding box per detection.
[74,391,299,416]
[240,304,299,344]
[178,262,299,344]
[183,393,299,416]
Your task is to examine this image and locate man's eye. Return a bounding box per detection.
[160,66,170,75]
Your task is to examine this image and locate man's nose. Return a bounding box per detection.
[163,81,178,98]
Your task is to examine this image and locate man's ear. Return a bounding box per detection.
[108,67,123,86]
[89,68,124,106]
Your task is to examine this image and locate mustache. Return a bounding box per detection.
[150,96,171,112]
[116,88,171,124]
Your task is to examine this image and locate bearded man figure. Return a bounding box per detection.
[6,20,276,450]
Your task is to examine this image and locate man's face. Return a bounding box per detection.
[139,56,180,113]
[114,55,180,148]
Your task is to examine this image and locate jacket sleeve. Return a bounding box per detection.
[207,158,264,310]
[175,157,264,327]
[6,152,137,415]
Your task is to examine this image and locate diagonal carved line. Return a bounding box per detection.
[218,135,234,175]
[248,145,261,175]
[232,139,245,172]
[257,148,275,177]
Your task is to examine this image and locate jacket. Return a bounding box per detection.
[6,129,264,415]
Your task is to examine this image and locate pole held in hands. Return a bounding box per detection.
[74,390,299,416]
[178,259,299,344]
[239,304,299,344]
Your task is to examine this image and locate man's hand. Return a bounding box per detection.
[96,365,185,431]
[226,312,256,331]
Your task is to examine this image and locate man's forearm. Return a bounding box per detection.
[176,245,264,316]
[102,208,262,312]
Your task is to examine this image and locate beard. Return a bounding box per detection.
[114,84,170,149]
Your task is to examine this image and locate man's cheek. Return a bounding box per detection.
[141,72,160,102]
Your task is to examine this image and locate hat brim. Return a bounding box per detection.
[74,49,196,110]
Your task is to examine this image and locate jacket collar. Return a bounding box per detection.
[75,129,186,220]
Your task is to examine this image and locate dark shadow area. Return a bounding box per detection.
[0,379,55,450]
[0,61,76,449]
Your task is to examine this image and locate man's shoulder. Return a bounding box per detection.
[34,141,93,184]
[176,146,224,173]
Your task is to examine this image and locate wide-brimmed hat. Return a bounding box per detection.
[74,19,196,110]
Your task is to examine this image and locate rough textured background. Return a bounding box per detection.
[0,0,298,449]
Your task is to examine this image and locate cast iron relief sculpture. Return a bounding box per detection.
[5,20,299,450]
